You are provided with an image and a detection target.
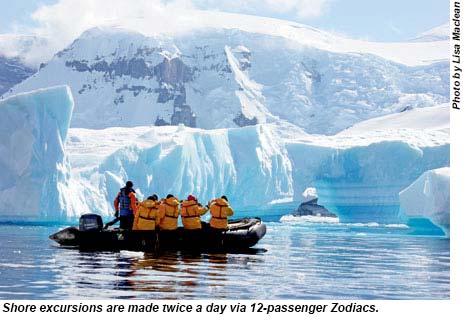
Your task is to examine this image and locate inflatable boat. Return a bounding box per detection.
[49,214,266,252]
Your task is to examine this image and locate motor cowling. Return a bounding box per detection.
[79,213,103,231]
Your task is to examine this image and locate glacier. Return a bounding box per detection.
[0,86,74,220]
[399,167,450,235]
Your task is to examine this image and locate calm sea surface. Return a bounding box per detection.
[0,218,449,300]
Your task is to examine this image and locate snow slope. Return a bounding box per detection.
[399,167,450,235]
[7,26,449,134]
[412,22,449,42]
[0,86,74,220]
[339,104,449,134]
[181,12,448,66]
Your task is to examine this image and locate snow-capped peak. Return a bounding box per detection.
[412,22,449,42]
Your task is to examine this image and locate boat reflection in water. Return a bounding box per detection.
[52,248,266,299]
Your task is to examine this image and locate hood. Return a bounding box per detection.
[165,196,179,206]
[215,198,229,206]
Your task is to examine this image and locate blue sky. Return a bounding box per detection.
[0,0,449,42]
[0,0,56,32]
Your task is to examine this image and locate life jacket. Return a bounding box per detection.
[181,200,208,230]
[132,199,159,230]
[158,196,180,230]
[209,198,233,229]
[118,187,136,217]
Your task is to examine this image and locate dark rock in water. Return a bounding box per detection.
[293,198,337,217]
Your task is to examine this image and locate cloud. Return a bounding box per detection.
[28,0,331,42]
[1,0,331,66]
[192,0,331,18]
[14,0,199,64]
[264,0,329,18]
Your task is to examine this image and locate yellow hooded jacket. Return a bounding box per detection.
[132,199,160,230]
[181,200,208,230]
[209,198,233,229]
[158,196,180,230]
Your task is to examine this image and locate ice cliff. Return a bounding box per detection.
[0,86,74,220]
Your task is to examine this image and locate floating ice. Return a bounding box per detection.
[399,167,450,235]
[60,104,448,224]
[301,187,318,203]
[280,214,340,223]
[0,91,449,227]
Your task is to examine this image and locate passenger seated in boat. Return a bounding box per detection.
[181,195,208,230]
[113,181,138,230]
[181,195,208,248]
[132,195,160,230]
[158,194,181,247]
[208,195,234,230]
[158,194,180,230]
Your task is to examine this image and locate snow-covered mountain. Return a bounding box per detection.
[6,22,449,134]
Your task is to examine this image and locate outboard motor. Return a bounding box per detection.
[79,213,103,231]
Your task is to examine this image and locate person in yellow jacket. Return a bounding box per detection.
[158,194,180,230]
[132,195,160,230]
[181,194,209,250]
[158,194,181,249]
[181,195,208,230]
[208,195,234,230]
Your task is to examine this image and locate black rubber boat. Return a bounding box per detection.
[49,214,266,252]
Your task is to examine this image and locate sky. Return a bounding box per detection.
[0,0,449,42]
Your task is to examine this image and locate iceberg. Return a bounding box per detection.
[0,90,449,227]
[62,124,294,217]
[399,167,450,235]
[60,104,448,225]
[0,86,74,220]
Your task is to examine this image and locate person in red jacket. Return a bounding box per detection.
[113,181,138,230]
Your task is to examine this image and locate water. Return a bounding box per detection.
[0,219,449,300]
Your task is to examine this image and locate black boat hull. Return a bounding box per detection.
[49,218,266,252]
